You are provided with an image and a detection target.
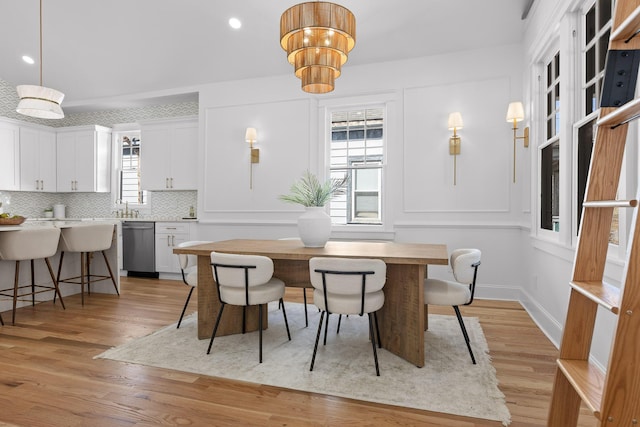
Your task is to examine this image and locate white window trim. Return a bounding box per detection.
[318,92,398,234]
[111,125,151,215]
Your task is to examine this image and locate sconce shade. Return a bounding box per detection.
[280,2,355,94]
[506,102,525,122]
[448,112,464,130]
[245,127,257,143]
[16,85,65,119]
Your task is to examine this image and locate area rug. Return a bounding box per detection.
[96,303,510,425]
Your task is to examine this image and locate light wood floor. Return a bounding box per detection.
[0,276,598,427]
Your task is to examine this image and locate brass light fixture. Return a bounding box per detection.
[448,112,463,186]
[506,102,529,183]
[245,127,259,189]
[16,0,64,119]
[280,2,356,94]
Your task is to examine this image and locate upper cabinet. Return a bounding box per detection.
[140,117,197,191]
[19,127,57,192]
[56,125,112,192]
[0,119,20,191]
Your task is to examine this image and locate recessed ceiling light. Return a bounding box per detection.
[229,17,242,29]
[22,55,35,64]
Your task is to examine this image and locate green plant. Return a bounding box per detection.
[279,170,347,207]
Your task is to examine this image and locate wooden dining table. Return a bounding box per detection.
[173,239,448,367]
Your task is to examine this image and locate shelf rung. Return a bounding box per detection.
[597,97,640,127]
[556,359,605,419]
[583,199,638,208]
[570,281,621,314]
[611,5,640,42]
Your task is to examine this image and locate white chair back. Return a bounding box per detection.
[0,227,61,260]
[177,240,212,270]
[309,257,386,315]
[210,252,274,288]
[59,223,114,252]
[450,249,482,285]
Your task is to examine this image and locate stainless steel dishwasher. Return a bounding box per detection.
[122,221,158,277]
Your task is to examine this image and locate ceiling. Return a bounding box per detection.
[0,0,531,114]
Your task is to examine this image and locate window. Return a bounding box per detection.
[329,108,384,225]
[583,0,612,116]
[541,52,561,232]
[118,131,147,205]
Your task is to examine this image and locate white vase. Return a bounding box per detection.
[298,207,332,248]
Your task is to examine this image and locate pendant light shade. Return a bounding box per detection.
[16,85,64,119]
[280,2,356,94]
[16,0,64,119]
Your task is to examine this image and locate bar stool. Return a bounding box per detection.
[0,227,65,324]
[56,223,119,305]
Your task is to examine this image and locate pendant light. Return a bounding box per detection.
[16,0,64,119]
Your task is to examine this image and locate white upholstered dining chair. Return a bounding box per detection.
[308,257,386,376]
[424,248,481,364]
[175,240,212,328]
[208,251,291,363]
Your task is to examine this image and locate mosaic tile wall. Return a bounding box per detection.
[0,190,197,220]
[0,77,199,219]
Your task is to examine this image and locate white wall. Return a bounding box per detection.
[193,43,528,305]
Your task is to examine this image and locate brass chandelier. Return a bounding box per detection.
[280,2,356,94]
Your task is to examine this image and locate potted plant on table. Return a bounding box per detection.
[279,170,347,247]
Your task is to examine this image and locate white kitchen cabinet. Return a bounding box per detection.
[155,221,191,273]
[56,125,112,192]
[140,117,197,190]
[0,119,20,191]
[19,127,57,192]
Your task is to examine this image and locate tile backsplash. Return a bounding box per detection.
[0,190,197,219]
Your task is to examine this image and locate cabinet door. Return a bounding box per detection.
[19,127,40,191]
[170,124,197,190]
[20,128,57,192]
[154,233,187,273]
[38,131,57,192]
[56,132,77,191]
[0,121,19,191]
[141,127,170,190]
[73,130,97,192]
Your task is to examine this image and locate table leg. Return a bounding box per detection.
[377,263,426,367]
[196,254,263,340]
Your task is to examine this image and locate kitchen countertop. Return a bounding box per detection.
[0,217,198,231]
[27,217,198,222]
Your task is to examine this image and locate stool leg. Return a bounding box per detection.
[80,253,86,306]
[12,260,20,325]
[86,252,92,296]
[0,311,4,326]
[45,258,65,310]
[101,250,119,295]
[54,251,65,303]
[30,259,36,306]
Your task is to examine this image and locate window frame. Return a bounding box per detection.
[111,127,151,215]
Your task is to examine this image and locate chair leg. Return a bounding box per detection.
[30,260,35,306]
[453,306,476,364]
[310,310,326,371]
[242,306,246,334]
[368,313,381,376]
[280,298,291,340]
[44,258,65,310]
[177,287,195,329]
[101,250,120,295]
[323,311,330,345]
[0,311,4,326]
[374,312,382,348]
[258,304,263,363]
[303,288,308,327]
[207,303,226,354]
[337,314,342,334]
[12,260,20,325]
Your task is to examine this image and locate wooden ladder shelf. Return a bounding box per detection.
[547,0,640,425]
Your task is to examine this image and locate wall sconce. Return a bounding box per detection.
[506,102,529,183]
[245,127,259,189]
[448,112,463,185]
